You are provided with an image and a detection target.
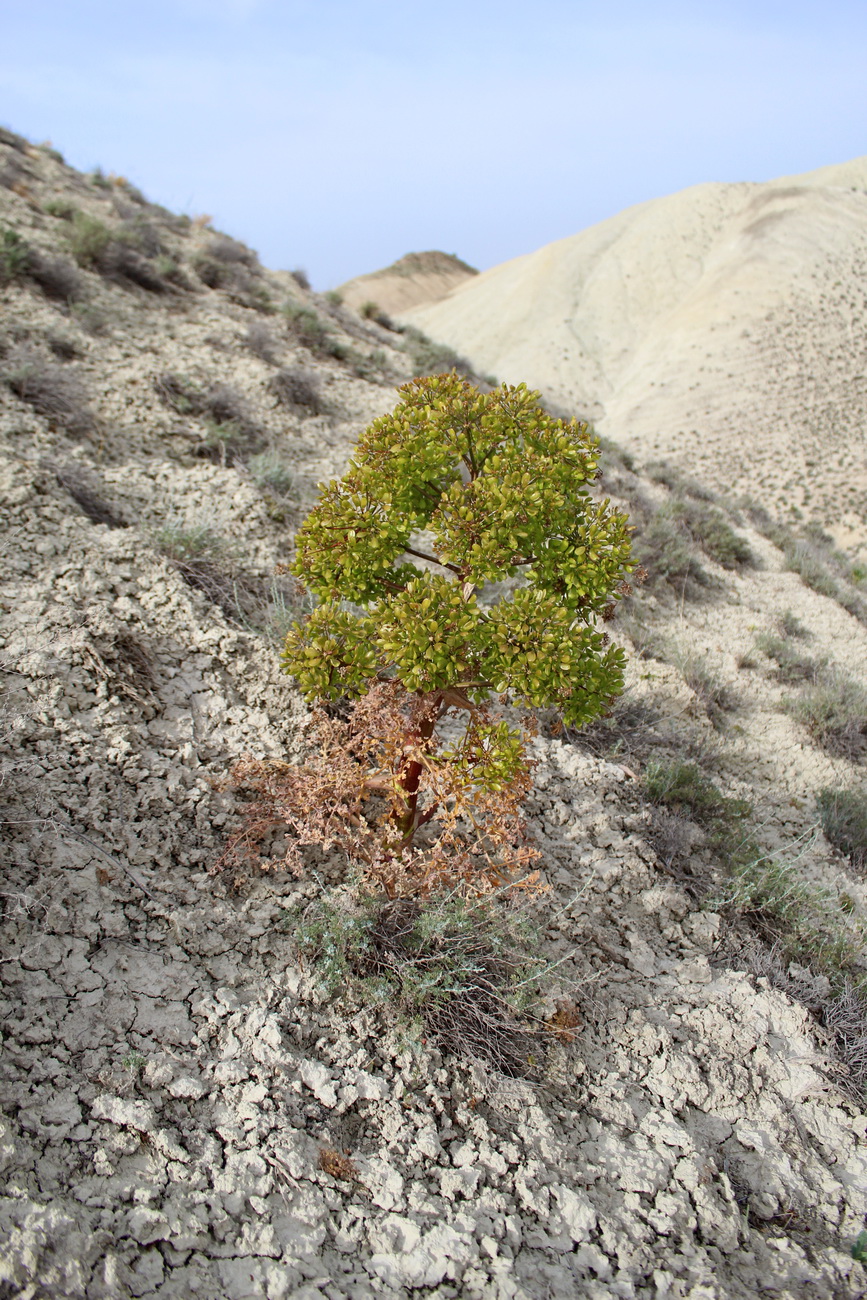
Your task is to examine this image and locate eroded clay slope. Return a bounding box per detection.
[338,252,478,317]
[403,157,867,554]
[2,131,867,1300]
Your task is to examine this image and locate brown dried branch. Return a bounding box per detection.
[215,680,542,896]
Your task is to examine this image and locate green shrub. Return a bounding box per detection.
[817,787,867,869]
[291,890,546,1073]
[278,373,632,891]
[0,227,31,281]
[786,671,867,761]
[286,374,631,719]
[644,759,751,831]
[42,199,74,220]
[68,212,114,267]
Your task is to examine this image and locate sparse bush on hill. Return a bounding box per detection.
[668,498,754,569]
[401,323,474,379]
[42,198,75,220]
[66,210,176,294]
[192,234,266,305]
[248,450,295,496]
[54,463,128,528]
[243,321,278,364]
[153,371,264,462]
[360,300,395,329]
[267,365,321,413]
[817,787,867,871]
[786,670,867,761]
[225,374,632,896]
[785,538,867,624]
[632,511,710,597]
[291,890,547,1075]
[283,301,347,359]
[155,523,266,624]
[755,631,824,684]
[0,225,82,301]
[2,347,96,437]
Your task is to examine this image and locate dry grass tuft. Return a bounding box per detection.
[3,347,96,437]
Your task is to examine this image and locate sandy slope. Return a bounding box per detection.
[403,158,867,554]
[338,252,477,317]
[2,134,867,1299]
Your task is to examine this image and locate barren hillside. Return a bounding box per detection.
[2,129,867,1300]
[403,158,867,555]
[338,251,477,318]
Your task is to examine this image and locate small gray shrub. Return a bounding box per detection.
[3,347,96,437]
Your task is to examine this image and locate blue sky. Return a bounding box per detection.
[2,0,865,287]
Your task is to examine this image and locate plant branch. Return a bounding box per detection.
[403,546,462,575]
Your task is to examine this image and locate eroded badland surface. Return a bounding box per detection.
[2,131,867,1299]
[403,157,867,556]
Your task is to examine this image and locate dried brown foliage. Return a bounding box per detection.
[217,680,541,896]
[318,1147,357,1180]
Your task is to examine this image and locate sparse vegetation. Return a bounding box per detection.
[2,347,96,437]
[0,225,82,301]
[644,759,750,837]
[817,787,867,870]
[755,631,824,684]
[192,234,265,303]
[243,321,278,364]
[785,670,867,761]
[360,300,395,329]
[248,450,295,495]
[153,372,263,459]
[55,464,128,527]
[67,211,114,267]
[42,198,75,220]
[669,649,736,727]
[267,365,321,413]
[632,511,710,597]
[780,537,867,625]
[154,523,263,623]
[283,302,347,359]
[668,499,754,569]
[291,890,546,1075]
[719,837,867,986]
[401,324,474,378]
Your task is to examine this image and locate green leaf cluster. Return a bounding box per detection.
[283,373,632,726]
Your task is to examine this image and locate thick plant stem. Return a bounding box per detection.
[396,709,437,843]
